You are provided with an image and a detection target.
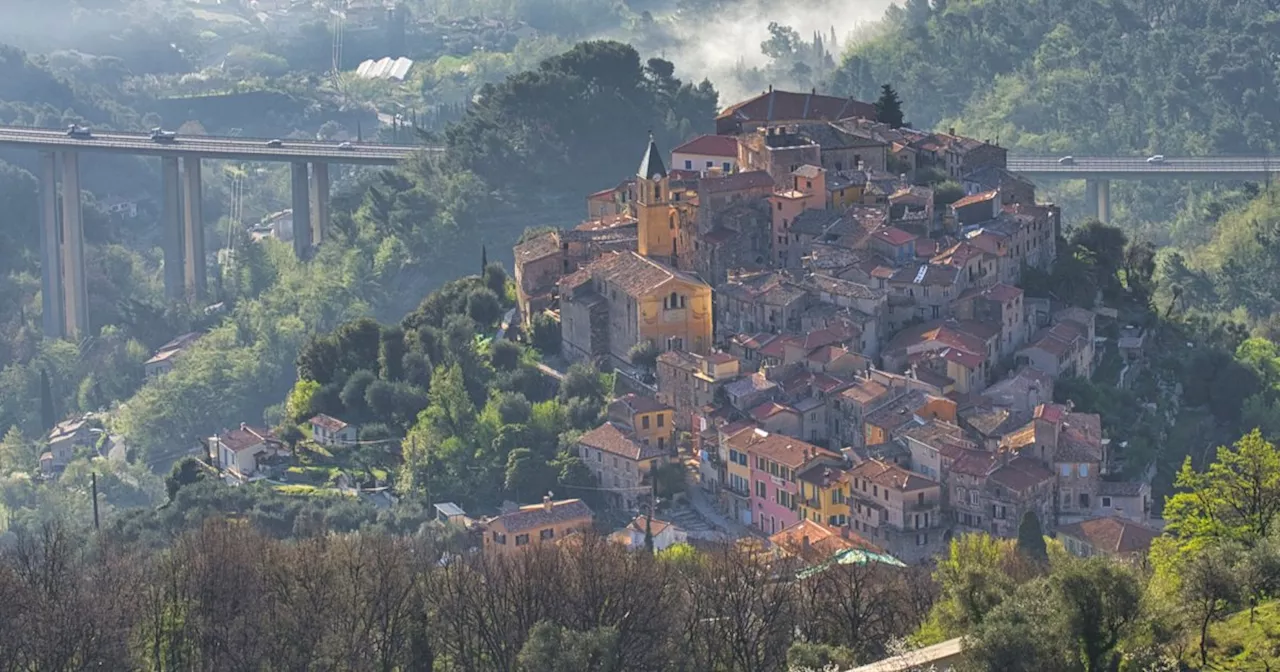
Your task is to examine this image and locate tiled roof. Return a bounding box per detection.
[950,190,999,210]
[672,134,739,157]
[611,393,670,416]
[955,319,1001,341]
[717,89,876,125]
[514,230,561,264]
[989,455,1055,492]
[579,422,667,462]
[957,282,1023,305]
[888,320,987,356]
[840,378,890,406]
[492,499,593,534]
[899,419,969,449]
[797,463,849,488]
[792,164,824,178]
[1034,403,1068,424]
[805,273,884,301]
[874,227,918,247]
[790,208,846,237]
[1100,480,1147,497]
[982,367,1053,408]
[850,458,937,492]
[158,332,202,353]
[699,170,774,194]
[1057,516,1160,556]
[725,427,837,468]
[582,251,707,299]
[770,519,882,563]
[620,514,674,538]
[889,263,958,287]
[962,405,1027,438]
[308,414,349,432]
[750,401,796,422]
[949,448,997,476]
[218,425,276,453]
[962,165,1033,191]
[865,391,929,431]
[726,371,777,398]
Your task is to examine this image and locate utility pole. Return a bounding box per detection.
[90,472,100,532]
[645,470,656,553]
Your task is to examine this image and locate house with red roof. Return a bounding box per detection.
[725,426,842,535]
[714,87,876,136]
[847,458,945,563]
[671,134,739,175]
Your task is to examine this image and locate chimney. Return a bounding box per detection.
[801,535,811,553]
[239,422,247,431]
[811,87,816,95]
[768,84,773,93]
[948,127,956,136]
[543,495,553,511]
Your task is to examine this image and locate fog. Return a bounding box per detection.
[639,0,897,104]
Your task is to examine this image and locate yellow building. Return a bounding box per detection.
[607,393,676,452]
[559,250,713,363]
[481,497,594,556]
[635,135,697,267]
[797,462,851,527]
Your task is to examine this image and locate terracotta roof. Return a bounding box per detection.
[218,425,276,453]
[792,164,824,178]
[620,514,673,538]
[750,401,797,422]
[840,378,890,406]
[865,391,929,432]
[949,448,997,476]
[577,251,707,299]
[514,231,561,264]
[849,458,938,492]
[308,414,349,433]
[770,519,881,562]
[611,393,671,416]
[899,419,970,450]
[725,427,837,468]
[989,455,1055,492]
[1034,403,1068,424]
[888,320,987,355]
[955,319,1001,341]
[492,499,593,534]
[962,405,1027,438]
[672,134,739,157]
[951,190,999,210]
[873,227,918,247]
[1057,516,1160,556]
[717,89,876,126]
[957,282,1023,305]
[807,344,850,365]
[699,170,774,194]
[579,422,668,461]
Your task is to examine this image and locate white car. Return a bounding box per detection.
[1146,154,1165,164]
[338,142,353,150]
[1058,156,1074,165]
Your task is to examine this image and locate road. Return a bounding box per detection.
[1008,155,1280,180]
[0,125,440,165]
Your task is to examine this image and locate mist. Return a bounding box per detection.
[615,0,898,105]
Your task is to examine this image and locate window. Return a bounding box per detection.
[540,528,555,540]
[917,492,925,506]
[756,480,766,497]
[1101,496,1112,508]
[642,415,650,430]
[1079,493,1090,509]
[873,485,878,497]
[658,437,665,451]
[723,162,731,172]
[1061,464,1071,477]
[657,414,664,428]
[757,457,765,470]
[916,532,928,546]
[777,202,782,211]
[515,534,530,546]
[492,532,506,545]
[684,160,692,170]
[1079,464,1089,477]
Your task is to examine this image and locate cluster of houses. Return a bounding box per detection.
[509,87,1160,564]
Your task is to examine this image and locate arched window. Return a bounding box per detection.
[669,214,675,230]
[669,291,678,309]
[679,295,686,308]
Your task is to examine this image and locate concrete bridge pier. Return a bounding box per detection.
[38,152,63,338]
[181,156,206,301]
[58,152,89,338]
[291,162,312,258]
[309,162,330,246]
[162,156,184,302]
[1084,178,1111,224]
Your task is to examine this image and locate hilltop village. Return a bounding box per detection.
[511,88,1152,563]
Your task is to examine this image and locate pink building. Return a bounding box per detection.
[733,427,842,535]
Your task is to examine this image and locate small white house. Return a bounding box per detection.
[670,135,739,175]
[212,424,286,480]
[308,414,357,447]
[611,515,688,552]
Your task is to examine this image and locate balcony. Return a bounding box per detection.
[802,497,822,510]
[725,483,750,499]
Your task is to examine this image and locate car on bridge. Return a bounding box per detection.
[66,125,92,138]
[338,141,353,150]
[1146,154,1165,164]
[1058,156,1074,165]
[150,127,177,143]
[266,139,283,148]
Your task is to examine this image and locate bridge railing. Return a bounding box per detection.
[0,124,433,149]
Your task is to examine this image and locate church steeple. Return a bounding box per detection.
[637,132,667,180]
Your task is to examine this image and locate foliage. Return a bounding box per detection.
[873,84,905,128]
[1016,511,1048,563]
[1164,429,1280,549]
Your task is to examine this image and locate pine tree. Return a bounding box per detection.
[1016,510,1049,562]
[39,368,55,432]
[874,84,905,128]
[481,245,488,274]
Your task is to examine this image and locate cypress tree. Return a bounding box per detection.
[1016,510,1049,562]
[39,368,55,432]
[874,84,906,128]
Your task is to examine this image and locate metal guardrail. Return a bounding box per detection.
[1008,155,1277,173]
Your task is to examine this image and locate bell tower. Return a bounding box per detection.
[635,133,671,259]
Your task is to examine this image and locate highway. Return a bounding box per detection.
[1008,155,1280,180]
[0,125,440,165]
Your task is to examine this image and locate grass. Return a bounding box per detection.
[1195,600,1280,670]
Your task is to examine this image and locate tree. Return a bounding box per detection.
[1164,429,1280,548]
[628,340,659,371]
[966,579,1074,672]
[504,448,556,502]
[166,456,206,500]
[1016,511,1048,563]
[39,368,55,432]
[560,363,606,403]
[874,84,905,128]
[340,370,377,421]
[378,326,406,382]
[1051,558,1143,672]
[466,288,502,328]
[649,461,687,499]
[483,262,507,300]
[490,339,522,372]
[284,379,321,424]
[530,313,561,355]
[516,621,620,672]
